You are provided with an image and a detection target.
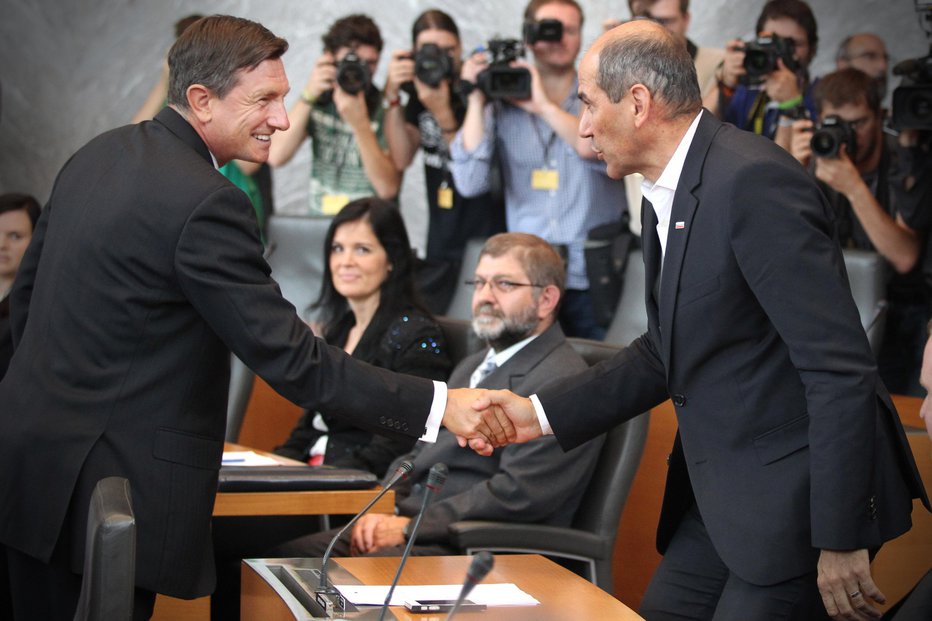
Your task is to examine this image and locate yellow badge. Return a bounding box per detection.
[321,194,350,215]
[437,185,454,209]
[531,168,559,191]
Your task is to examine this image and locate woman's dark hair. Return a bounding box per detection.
[411,9,459,45]
[0,193,41,228]
[313,197,426,332]
[755,0,818,61]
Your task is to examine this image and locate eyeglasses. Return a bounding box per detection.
[464,278,544,294]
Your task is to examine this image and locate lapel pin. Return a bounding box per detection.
[675,221,685,230]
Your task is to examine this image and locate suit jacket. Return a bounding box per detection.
[0,108,434,598]
[390,323,604,543]
[539,111,929,586]
[275,304,451,477]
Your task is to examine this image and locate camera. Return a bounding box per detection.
[523,18,563,45]
[810,115,857,159]
[413,43,454,87]
[740,34,800,85]
[335,51,371,95]
[892,51,932,130]
[476,39,531,100]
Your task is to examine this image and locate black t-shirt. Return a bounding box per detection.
[404,93,505,263]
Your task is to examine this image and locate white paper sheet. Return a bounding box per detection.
[220,450,282,466]
[334,583,540,607]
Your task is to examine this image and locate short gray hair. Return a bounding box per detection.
[596,28,701,118]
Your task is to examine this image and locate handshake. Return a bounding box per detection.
[440,388,545,455]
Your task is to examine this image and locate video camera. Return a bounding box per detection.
[740,34,800,85]
[810,115,857,159]
[476,39,531,100]
[523,18,563,44]
[892,1,932,129]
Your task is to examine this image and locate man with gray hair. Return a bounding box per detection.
[473,19,928,620]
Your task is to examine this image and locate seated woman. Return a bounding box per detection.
[0,193,41,379]
[274,197,452,477]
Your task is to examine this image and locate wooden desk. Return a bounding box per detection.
[214,443,395,517]
[241,555,643,620]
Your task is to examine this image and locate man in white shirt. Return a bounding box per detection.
[471,19,927,620]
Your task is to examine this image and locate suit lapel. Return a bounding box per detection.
[154,107,213,166]
[477,323,565,390]
[641,197,663,343]
[657,112,722,368]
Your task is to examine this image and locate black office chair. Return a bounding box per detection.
[435,315,484,368]
[449,338,648,593]
[73,477,136,621]
[443,237,488,321]
[225,354,255,442]
[842,249,888,357]
[604,248,648,347]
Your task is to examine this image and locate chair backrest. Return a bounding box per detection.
[73,477,136,621]
[443,237,488,321]
[225,354,255,442]
[435,316,484,369]
[842,249,888,356]
[604,248,648,347]
[566,338,649,537]
[265,215,332,323]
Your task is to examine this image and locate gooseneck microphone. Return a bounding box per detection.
[317,459,414,593]
[378,462,448,621]
[445,551,494,620]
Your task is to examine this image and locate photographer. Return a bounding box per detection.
[708,0,818,147]
[790,67,929,395]
[383,10,505,313]
[262,14,400,215]
[450,0,627,340]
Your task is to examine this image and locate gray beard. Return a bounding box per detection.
[471,303,539,351]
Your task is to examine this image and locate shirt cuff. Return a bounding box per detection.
[419,381,447,443]
[529,394,554,436]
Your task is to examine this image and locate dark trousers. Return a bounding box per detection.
[5,543,156,621]
[639,504,829,621]
[559,289,606,340]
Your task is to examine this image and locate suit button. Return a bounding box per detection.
[394,421,401,430]
[402,422,409,431]
[672,394,686,407]
[379,416,386,425]
[386,417,394,427]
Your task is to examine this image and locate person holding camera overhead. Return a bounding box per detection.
[708,0,818,148]
[450,0,628,340]
[260,14,400,216]
[383,10,505,313]
[789,67,930,396]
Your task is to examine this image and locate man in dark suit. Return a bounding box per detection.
[474,20,929,620]
[274,232,604,559]
[0,16,502,621]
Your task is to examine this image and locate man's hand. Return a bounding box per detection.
[763,58,801,104]
[349,513,409,556]
[442,388,515,455]
[719,39,746,89]
[817,549,885,619]
[305,53,337,102]
[789,118,814,165]
[457,389,543,455]
[814,146,864,198]
[385,49,415,101]
[334,87,370,130]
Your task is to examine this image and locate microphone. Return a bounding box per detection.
[317,459,414,593]
[378,463,448,621]
[445,551,494,620]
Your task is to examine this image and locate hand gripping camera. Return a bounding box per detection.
[740,34,800,85]
[810,115,857,159]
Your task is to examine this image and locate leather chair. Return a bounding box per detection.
[604,248,648,347]
[449,338,649,593]
[435,315,484,368]
[73,477,136,621]
[443,237,488,321]
[225,354,254,442]
[265,215,331,323]
[842,249,888,357]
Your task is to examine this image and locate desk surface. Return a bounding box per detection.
[242,554,643,620]
[213,443,394,517]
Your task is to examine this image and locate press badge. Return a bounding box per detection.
[321,193,350,215]
[437,182,454,209]
[531,168,559,191]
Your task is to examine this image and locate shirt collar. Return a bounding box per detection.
[491,333,539,367]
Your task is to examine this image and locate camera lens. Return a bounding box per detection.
[810,131,838,158]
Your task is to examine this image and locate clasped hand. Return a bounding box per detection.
[441,388,543,456]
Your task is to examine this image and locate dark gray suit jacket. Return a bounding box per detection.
[0,108,434,598]
[392,323,604,543]
[539,111,928,586]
